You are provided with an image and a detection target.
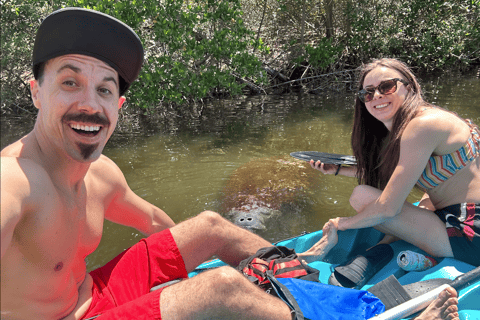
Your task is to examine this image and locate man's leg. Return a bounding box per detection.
[169,210,271,272]
[160,266,292,320]
[414,287,459,320]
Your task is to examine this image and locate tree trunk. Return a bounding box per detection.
[301,0,306,46]
[324,0,334,39]
[344,0,352,39]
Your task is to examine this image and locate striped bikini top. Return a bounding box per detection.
[416,119,480,191]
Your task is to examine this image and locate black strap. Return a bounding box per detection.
[266,271,305,320]
[335,164,342,176]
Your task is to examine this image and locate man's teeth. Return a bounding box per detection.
[376,103,389,109]
[70,124,101,132]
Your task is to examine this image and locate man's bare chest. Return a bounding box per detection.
[13,186,105,273]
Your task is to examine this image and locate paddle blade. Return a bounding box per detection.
[403,278,451,298]
[368,275,412,310]
[290,151,357,165]
[370,266,480,310]
[405,266,480,298]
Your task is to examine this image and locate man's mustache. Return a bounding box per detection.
[63,113,110,126]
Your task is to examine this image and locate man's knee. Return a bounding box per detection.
[203,266,251,294]
[215,266,245,285]
[197,210,229,228]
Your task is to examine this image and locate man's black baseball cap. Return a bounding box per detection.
[32,7,144,95]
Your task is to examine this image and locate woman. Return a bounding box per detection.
[298,58,480,268]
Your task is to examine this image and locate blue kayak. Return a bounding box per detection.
[189,227,480,320]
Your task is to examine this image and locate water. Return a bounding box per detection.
[1,72,479,270]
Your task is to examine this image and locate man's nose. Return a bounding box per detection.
[78,88,102,113]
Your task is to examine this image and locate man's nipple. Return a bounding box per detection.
[54,262,64,271]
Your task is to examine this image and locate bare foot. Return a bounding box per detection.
[414,287,459,320]
[298,221,338,263]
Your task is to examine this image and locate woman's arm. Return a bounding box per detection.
[337,116,447,231]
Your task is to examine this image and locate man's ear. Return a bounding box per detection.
[118,96,126,109]
[30,79,41,110]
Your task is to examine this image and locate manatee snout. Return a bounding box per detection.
[233,212,265,229]
[229,208,278,230]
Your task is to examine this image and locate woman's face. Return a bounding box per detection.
[362,66,409,130]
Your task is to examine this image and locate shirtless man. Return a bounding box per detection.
[1,8,292,320]
[1,7,459,320]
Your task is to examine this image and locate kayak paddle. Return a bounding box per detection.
[368,266,480,311]
[290,151,357,166]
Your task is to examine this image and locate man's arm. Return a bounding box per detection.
[1,158,33,259]
[1,185,22,260]
[94,156,175,236]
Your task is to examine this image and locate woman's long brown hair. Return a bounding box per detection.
[351,58,432,189]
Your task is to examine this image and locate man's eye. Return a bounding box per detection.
[63,80,77,87]
[98,88,112,95]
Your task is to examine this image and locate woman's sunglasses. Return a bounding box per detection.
[357,78,409,103]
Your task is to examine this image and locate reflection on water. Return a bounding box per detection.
[1,73,479,270]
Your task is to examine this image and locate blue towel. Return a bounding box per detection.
[277,278,385,320]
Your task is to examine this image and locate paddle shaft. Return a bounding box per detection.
[450,266,480,290]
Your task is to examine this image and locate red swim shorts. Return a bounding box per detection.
[80,229,188,320]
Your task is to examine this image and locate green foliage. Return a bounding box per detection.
[2,0,267,113]
[302,38,343,70]
[1,0,479,115]
[66,0,268,110]
[1,0,54,112]
[343,0,480,70]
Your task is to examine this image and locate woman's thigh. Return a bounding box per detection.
[350,185,454,258]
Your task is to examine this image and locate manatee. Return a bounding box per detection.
[220,157,320,231]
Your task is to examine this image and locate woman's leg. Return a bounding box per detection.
[349,185,454,258]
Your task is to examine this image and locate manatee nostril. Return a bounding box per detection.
[247,217,253,221]
[239,218,245,222]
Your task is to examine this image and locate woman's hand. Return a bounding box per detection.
[310,159,340,175]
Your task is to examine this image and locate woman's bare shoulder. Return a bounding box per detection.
[415,107,467,127]
[406,107,471,152]
[407,107,466,135]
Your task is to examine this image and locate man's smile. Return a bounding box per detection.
[63,113,110,138]
[70,124,101,132]
[69,123,102,136]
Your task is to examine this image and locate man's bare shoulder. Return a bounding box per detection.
[1,156,55,258]
[1,156,51,186]
[1,156,54,201]
[1,135,30,157]
[87,154,129,189]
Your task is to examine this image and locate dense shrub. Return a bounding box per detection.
[340,0,480,70]
[1,0,479,115]
[1,0,268,113]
